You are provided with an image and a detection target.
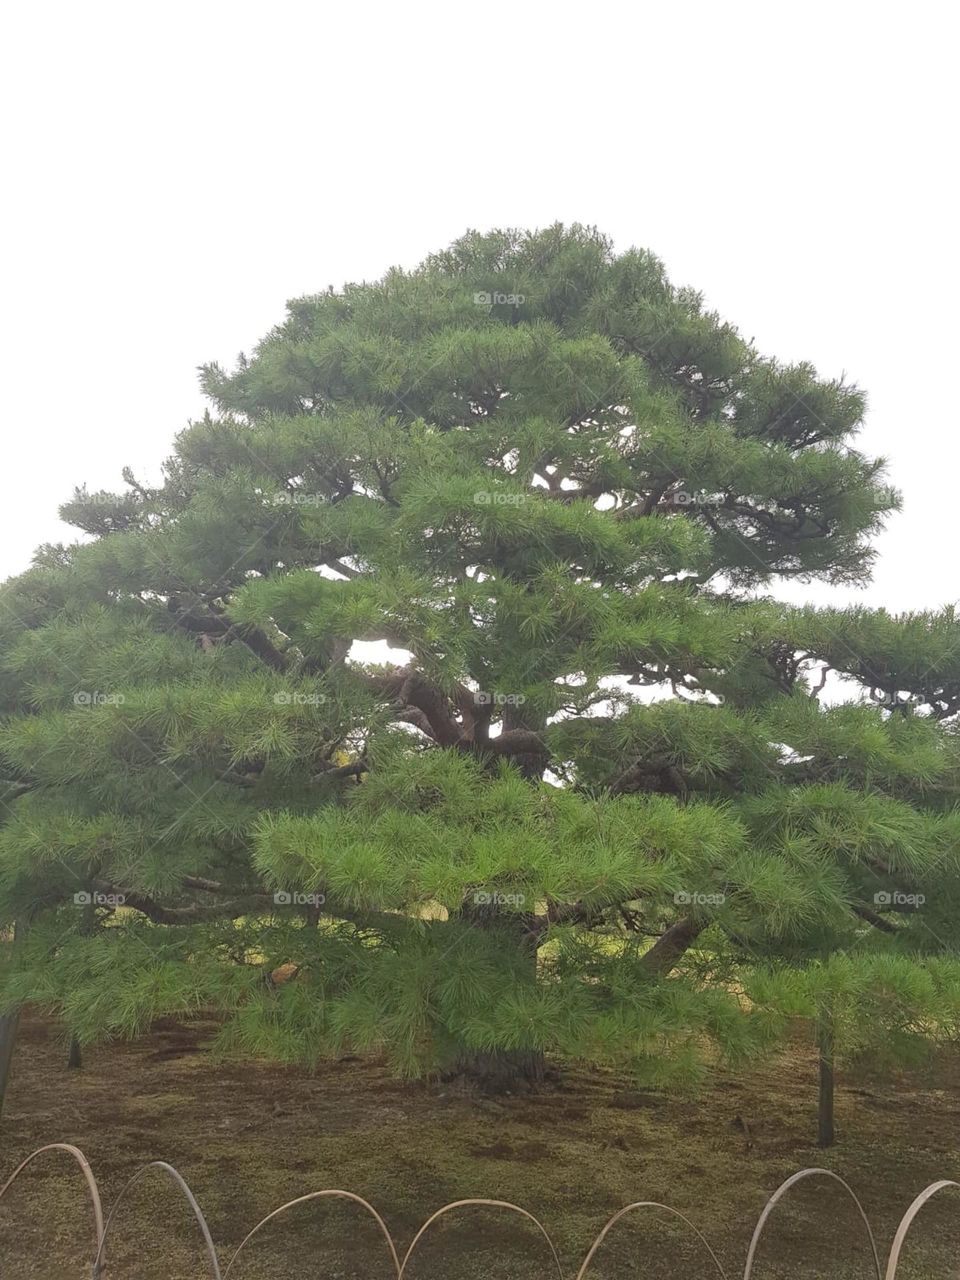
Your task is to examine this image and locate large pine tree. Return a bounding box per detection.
[3,226,960,1110]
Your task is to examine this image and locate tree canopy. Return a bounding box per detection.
[2,225,959,1096]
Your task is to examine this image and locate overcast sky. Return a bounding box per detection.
[2,0,956,614]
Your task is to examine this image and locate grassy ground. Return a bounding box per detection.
[0,1013,958,1279]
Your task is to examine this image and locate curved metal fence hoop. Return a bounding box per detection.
[573,1201,728,1280]
[884,1180,959,1280]
[398,1199,564,1280]
[0,1143,105,1269]
[91,1160,221,1280]
[5,1154,958,1280]
[742,1167,881,1280]
[223,1189,401,1280]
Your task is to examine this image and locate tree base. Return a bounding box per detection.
[0,1010,19,1121]
[817,1014,835,1147]
[447,1049,552,1094]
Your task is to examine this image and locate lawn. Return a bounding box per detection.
[0,1013,958,1278]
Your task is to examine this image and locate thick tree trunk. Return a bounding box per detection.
[450,900,547,1092]
[454,1047,547,1092]
[817,1010,835,1148]
[448,908,705,1091]
[67,1035,82,1070]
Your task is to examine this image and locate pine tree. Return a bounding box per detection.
[2,226,960,1114]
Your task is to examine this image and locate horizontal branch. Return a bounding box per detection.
[91,879,270,924]
[483,729,549,758]
[311,759,366,782]
[529,900,705,980]
[167,595,288,672]
[88,877,406,935]
[851,902,899,934]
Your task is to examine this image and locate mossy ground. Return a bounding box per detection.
[1,1013,958,1278]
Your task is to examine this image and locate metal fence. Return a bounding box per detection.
[0,1144,956,1279]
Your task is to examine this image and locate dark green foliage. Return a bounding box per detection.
[1,225,958,1091]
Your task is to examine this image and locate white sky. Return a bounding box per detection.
[1,0,956,614]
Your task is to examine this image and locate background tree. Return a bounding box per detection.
[2,226,959,1114]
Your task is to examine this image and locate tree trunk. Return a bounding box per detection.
[453,1046,546,1092]
[817,1010,835,1148]
[64,893,94,1072]
[0,1009,19,1122]
[449,900,547,1092]
[0,921,27,1123]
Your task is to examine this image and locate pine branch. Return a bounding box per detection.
[311,759,366,781]
[325,559,361,579]
[638,916,704,977]
[850,903,899,934]
[91,879,271,924]
[167,595,288,671]
[483,729,548,758]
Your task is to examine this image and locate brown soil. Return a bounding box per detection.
[1,1013,958,1279]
